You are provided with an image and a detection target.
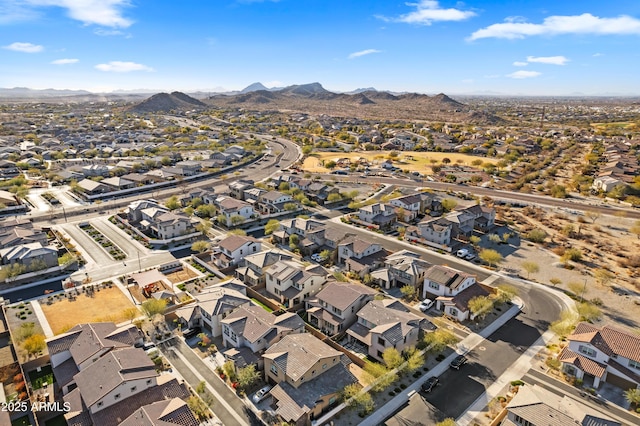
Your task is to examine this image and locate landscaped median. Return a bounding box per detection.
[78,221,126,260]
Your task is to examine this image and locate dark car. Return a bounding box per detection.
[421,376,439,393]
[182,327,202,339]
[450,354,467,370]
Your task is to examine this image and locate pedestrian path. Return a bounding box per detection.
[30,300,53,337]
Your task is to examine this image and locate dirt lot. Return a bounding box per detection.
[302,151,498,173]
[497,205,640,331]
[128,280,175,304]
[40,286,136,334]
[163,266,199,284]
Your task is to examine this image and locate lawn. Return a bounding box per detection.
[302,151,498,173]
[40,286,136,334]
[28,365,54,390]
[251,298,273,313]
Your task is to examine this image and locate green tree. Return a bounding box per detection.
[237,364,260,390]
[399,284,416,301]
[469,235,481,248]
[468,296,493,320]
[563,248,583,262]
[165,196,181,211]
[479,249,502,268]
[230,215,245,226]
[264,219,280,235]
[568,281,586,298]
[325,160,337,169]
[435,419,456,426]
[196,381,206,394]
[624,388,640,407]
[495,284,517,304]
[284,202,298,211]
[23,334,46,358]
[585,210,601,224]
[187,395,210,420]
[549,277,562,287]
[404,346,424,372]
[423,329,458,353]
[222,360,237,382]
[228,229,247,236]
[577,302,601,322]
[382,347,404,370]
[191,241,211,253]
[488,233,502,245]
[58,252,77,266]
[441,198,457,212]
[521,261,539,279]
[195,218,211,234]
[550,310,577,338]
[525,228,547,243]
[141,299,168,318]
[594,268,614,288]
[123,307,139,323]
[327,193,342,203]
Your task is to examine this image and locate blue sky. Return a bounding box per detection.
[1,0,640,95]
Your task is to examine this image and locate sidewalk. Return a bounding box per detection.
[357,299,523,426]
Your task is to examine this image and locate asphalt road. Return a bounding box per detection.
[387,283,563,424]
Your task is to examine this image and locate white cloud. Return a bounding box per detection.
[507,70,541,79]
[513,61,528,66]
[51,58,78,65]
[593,52,603,57]
[3,42,43,53]
[526,55,569,65]
[469,13,640,40]
[95,61,153,72]
[348,49,381,59]
[264,81,284,88]
[23,0,133,27]
[379,0,476,25]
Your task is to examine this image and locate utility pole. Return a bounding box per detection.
[580,278,587,303]
[137,251,142,271]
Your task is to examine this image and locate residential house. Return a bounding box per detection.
[461,204,496,232]
[257,191,294,215]
[0,190,20,207]
[346,299,431,362]
[0,160,21,180]
[389,193,428,222]
[220,305,304,366]
[357,203,397,229]
[0,242,58,270]
[559,322,640,390]
[422,265,488,322]
[305,281,376,336]
[101,176,135,191]
[235,249,294,286]
[212,235,261,269]
[45,322,191,426]
[371,250,430,291]
[0,220,47,249]
[141,211,194,240]
[229,180,254,200]
[337,237,385,275]
[406,217,453,249]
[503,384,620,426]
[81,164,110,177]
[119,398,198,426]
[592,176,623,193]
[76,179,111,196]
[264,334,356,425]
[265,259,328,307]
[175,279,251,337]
[215,196,256,227]
[305,182,339,205]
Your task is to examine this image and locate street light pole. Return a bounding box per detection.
[137,251,142,271]
[580,278,587,303]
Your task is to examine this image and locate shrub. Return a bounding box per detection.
[400,384,407,390]
[510,380,525,387]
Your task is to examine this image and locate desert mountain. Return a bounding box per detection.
[0,87,92,98]
[129,91,206,113]
[206,82,503,124]
[241,82,269,93]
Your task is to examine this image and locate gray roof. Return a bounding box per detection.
[222,305,303,345]
[218,234,259,252]
[264,334,341,381]
[424,265,474,289]
[119,398,198,426]
[196,281,251,316]
[351,299,426,345]
[314,281,376,311]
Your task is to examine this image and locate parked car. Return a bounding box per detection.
[182,327,201,339]
[311,253,327,262]
[421,376,439,393]
[464,253,476,261]
[252,385,272,404]
[419,299,435,312]
[450,354,467,370]
[456,248,469,258]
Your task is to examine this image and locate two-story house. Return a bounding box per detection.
[357,203,397,229]
[405,217,453,250]
[215,196,256,227]
[235,249,293,286]
[389,193,432,222]
[46,322,191,426]
[0,242,58,271]
[337,237,385,275]
[265,260,328,308]
[346,299,431,362]
[370,250,430,291]
[559,322,640,390]
[264,334,356,425]
[146,211,194,240]
[423,265,488,322]
[212,235,261,269]
[220,305,304,367]
[257,191,294,215]
[176,279,251,337]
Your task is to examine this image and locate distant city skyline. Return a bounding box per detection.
[1,1,640,95]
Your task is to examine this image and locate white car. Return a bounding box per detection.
[252,385,272,404]
[456,249,469,258]
[419,299,435,312]
[464,253,476,261]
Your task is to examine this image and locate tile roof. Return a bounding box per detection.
[569,322,640,363]
[350,299,426,345]
[424,265,474,289]
[222,305,303,345]
[119,397,198,426]
[559,347,607,377]
[264,334,341,381]
[218,234,259,252]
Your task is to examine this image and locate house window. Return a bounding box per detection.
[270,364,278,375]
[114,394,120,399]
[429,281,439,290]
[131,386,137,392]
[329,396,337,405]
[449,307,458,316]
[578,345,596,357]
[97,401,103,407]
[513,415,533,426]
[629,359,640,370]
[377,337,386,346]
[146,379,152,385]
[322,364,327,369]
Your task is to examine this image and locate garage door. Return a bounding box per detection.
[605,372,637,390]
